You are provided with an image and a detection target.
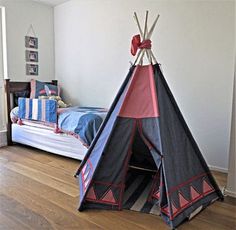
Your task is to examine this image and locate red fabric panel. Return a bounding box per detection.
[203,180,213,193]
[162,206,170,215]
[119,65,159,118]
[153,190,160,199]
[101,189,116,203]
[178,193,189,208]
[86,187,97,200]
[171,202,178,215]
[190,186,201,200]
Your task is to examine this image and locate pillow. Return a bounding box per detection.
[10,106,19,123]
[30,79,60,98]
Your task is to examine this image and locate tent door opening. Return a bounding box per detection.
[122,125,160,215]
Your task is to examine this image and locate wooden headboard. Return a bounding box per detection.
[4,79,58,145]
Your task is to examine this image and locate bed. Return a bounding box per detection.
[5,79,107,160]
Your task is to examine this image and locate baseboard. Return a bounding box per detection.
[225,189,236,198]
[0,130,7,147]
[208,165,228,173]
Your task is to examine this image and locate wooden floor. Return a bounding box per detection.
[0,145,235,230]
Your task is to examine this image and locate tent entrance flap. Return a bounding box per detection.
[122,127,160,215]
[129,125,159,172]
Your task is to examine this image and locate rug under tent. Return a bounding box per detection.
[123,166,160,216]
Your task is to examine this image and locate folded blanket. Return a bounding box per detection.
[18,98,57,123]
[58,107,107,146]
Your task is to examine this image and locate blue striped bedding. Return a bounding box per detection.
[58,107,107,146]
[17,98,107,146]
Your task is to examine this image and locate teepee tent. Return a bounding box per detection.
[76,12,223,229]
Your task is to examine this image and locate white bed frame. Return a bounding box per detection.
[12,123,88,160]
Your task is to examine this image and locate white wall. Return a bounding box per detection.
[0,8,4,133]
[0,0,54,81]
[227,73,235,197]
[54,0,235,170]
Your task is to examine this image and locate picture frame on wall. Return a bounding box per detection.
[26,64,39,75]
[25,36,38,49]
[25,50,38,62]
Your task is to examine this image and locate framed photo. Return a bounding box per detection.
[26,64,38,75]
[25,50,38,62]
[25,36,38,49]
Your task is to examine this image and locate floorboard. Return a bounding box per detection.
[0,145,235,230]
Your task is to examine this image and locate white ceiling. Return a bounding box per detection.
[33,0,70,6]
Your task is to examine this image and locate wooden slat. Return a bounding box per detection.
[0,211,32,230]
[0,194,53,230]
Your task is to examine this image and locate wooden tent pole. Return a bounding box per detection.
[147,14,160,39]
[129,165,158,173]
[140,11,152,64]
[133,49,142,66]
[143,11,152,64]
[149,50,158,64]
[133,12,160,65]
[134,11,151,65]
[143,11,148,40]
[133,12,146,65]
[138,49,146,65]
[146,14,160,64]
[144,11,152,64]
[134,12,144,38]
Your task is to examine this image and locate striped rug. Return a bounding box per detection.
[123,173,160,215]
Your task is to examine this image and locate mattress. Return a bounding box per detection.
[12,123,88,160]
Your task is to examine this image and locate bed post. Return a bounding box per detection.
[5,79,12,145]
[52,80,58,86]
